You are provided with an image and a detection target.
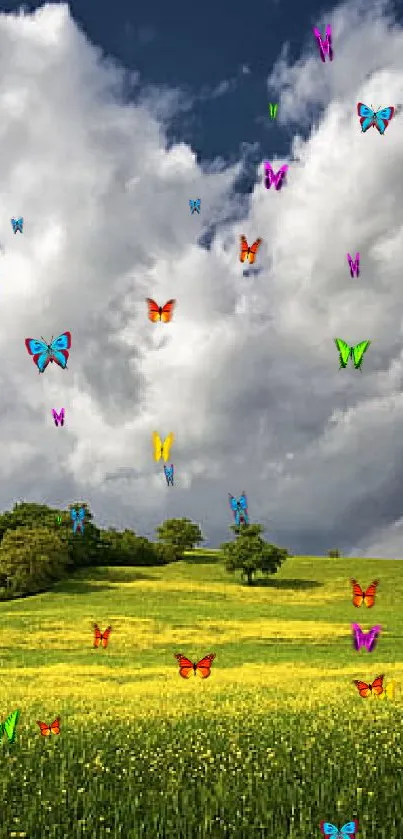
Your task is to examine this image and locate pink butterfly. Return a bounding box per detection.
[351,623,381,652]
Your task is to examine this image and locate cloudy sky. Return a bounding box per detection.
[0,0,402,556]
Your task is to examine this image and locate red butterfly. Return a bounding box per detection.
[352,674,384,698]
[240,235,262,264]
[93,624,112,648]
[174,653,216,679]
[146,298,176,323]
[350,579,379,608]
[36,717,61,736]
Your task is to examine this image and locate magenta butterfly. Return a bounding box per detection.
[264,162,288,191]
[351,623,381,652]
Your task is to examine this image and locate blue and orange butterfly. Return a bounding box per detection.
[71,507,85,535]
[357,103,394,134]
[11,217,23,233]
[320,821,358,839]
[229,492,249,526]
[25,332,71,373]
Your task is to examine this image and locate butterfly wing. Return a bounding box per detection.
[37,721,52,736]
[335,338,351,369]
[175,654,195,679]
[240,235,249,263]
[238,492,248,518]
[78,507,85,522]
[93,623,102,648]
[195,199,201,212]
[100,626,112,648]
[49,332,71,369]
[50,718,61,735]
[370,674,384,695]
[365,625,381,652]
[351,623,364,651]
[153,432,163,461]
[247,238,262,264]
[162,432,174,462]
[25,338,51,373]
[374,106,394,134]
[320,823,340,837]
[146,299,162,323]
[363,580,379,608]
[229,494,241,525]
[195,654,216,678]
[340,822,359,838]
[350,578,364,607]
[357,103,375,132]
[351,341,370,370]
[352,679,372,698]
[160,300,176,323]
[2,709,19,743]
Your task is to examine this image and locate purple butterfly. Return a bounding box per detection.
[351,623,381,652]
[264,162,288,191]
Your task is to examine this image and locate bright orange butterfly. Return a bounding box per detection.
[93,624,112,648]
[174,653,216,679]
[146,298,176,323]
[350,578,379,608]
[36,717,61,736]
[352,674,384,697]
[240,235,262,264]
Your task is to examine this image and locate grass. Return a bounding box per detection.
[0,553,402,838]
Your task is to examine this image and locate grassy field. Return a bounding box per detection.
[0,552,402,838]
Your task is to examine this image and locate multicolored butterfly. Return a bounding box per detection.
[0,709,19,743]
[25,332,71,373]
[320,821,358,839]
[264,161,288,190]
[189,199,201,214]
[334,339,370,371]
[351,623,381,652]
[36,717,61,736]
[229,492,249,526]
[164,464,174,486]
[71,507,85,535]
[350,579,379,608]
[240,235,262,264]
[174,653,216,679]
[152,432,174,462]
[357,103,394,134]
[52,408,65,427]
[93,624,112,648]
[352,674,384,697]
[11,217,23,233]
[146,299,176,323]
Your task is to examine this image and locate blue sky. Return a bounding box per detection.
[0,0,403,557]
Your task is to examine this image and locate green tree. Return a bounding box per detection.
[156,518,204,555]
[220,524,289,585]
[328,549,340,558]
[0,526,70,596]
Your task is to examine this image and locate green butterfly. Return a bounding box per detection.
[0,709,20,743]
[334,338,370,371]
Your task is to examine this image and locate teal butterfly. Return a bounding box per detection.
[334,338,370,371]
[320,821,358,839]
[0,709,20,743]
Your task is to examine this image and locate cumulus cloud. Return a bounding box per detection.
[1,0,403,555]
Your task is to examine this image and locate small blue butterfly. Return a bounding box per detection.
[25,332,71,373]
[189,199,201,214]
[320,820,358,839]
[164,464,174,486]
[357,103,394,134]
[71,507,85,535]
[11,217,23,233]
[228,492,249,526]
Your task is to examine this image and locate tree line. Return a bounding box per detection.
[0,502,290,599]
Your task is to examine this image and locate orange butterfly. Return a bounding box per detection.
[174,653,216,679]
[36,717,61,736]
[352,674,384,697]
[93,624,112,648]
[146,298,176,323]
[240,235,262,264]
[350,578,379,608]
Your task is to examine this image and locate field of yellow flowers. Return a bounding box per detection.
[0,554,401,838]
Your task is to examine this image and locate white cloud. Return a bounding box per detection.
[1,0,403,555]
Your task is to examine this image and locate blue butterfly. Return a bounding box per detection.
[164,464,174,486]
[71,507,85,535]
[11,217,23,233]
[25,332,71,373]
[189,199,201,214]
[320,820,358,839]
[357,102,394,134]
[228,492,249,526]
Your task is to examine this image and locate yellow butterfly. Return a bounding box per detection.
[373,680,397,700]
[152,431,174,462]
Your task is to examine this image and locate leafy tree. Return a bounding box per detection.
[98,530,166,566]
[328,549,340,558]
[156,518,204,555]
[221,524,289,585]
[0,526,70,596]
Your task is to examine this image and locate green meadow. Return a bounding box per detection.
[0,553,402,838]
